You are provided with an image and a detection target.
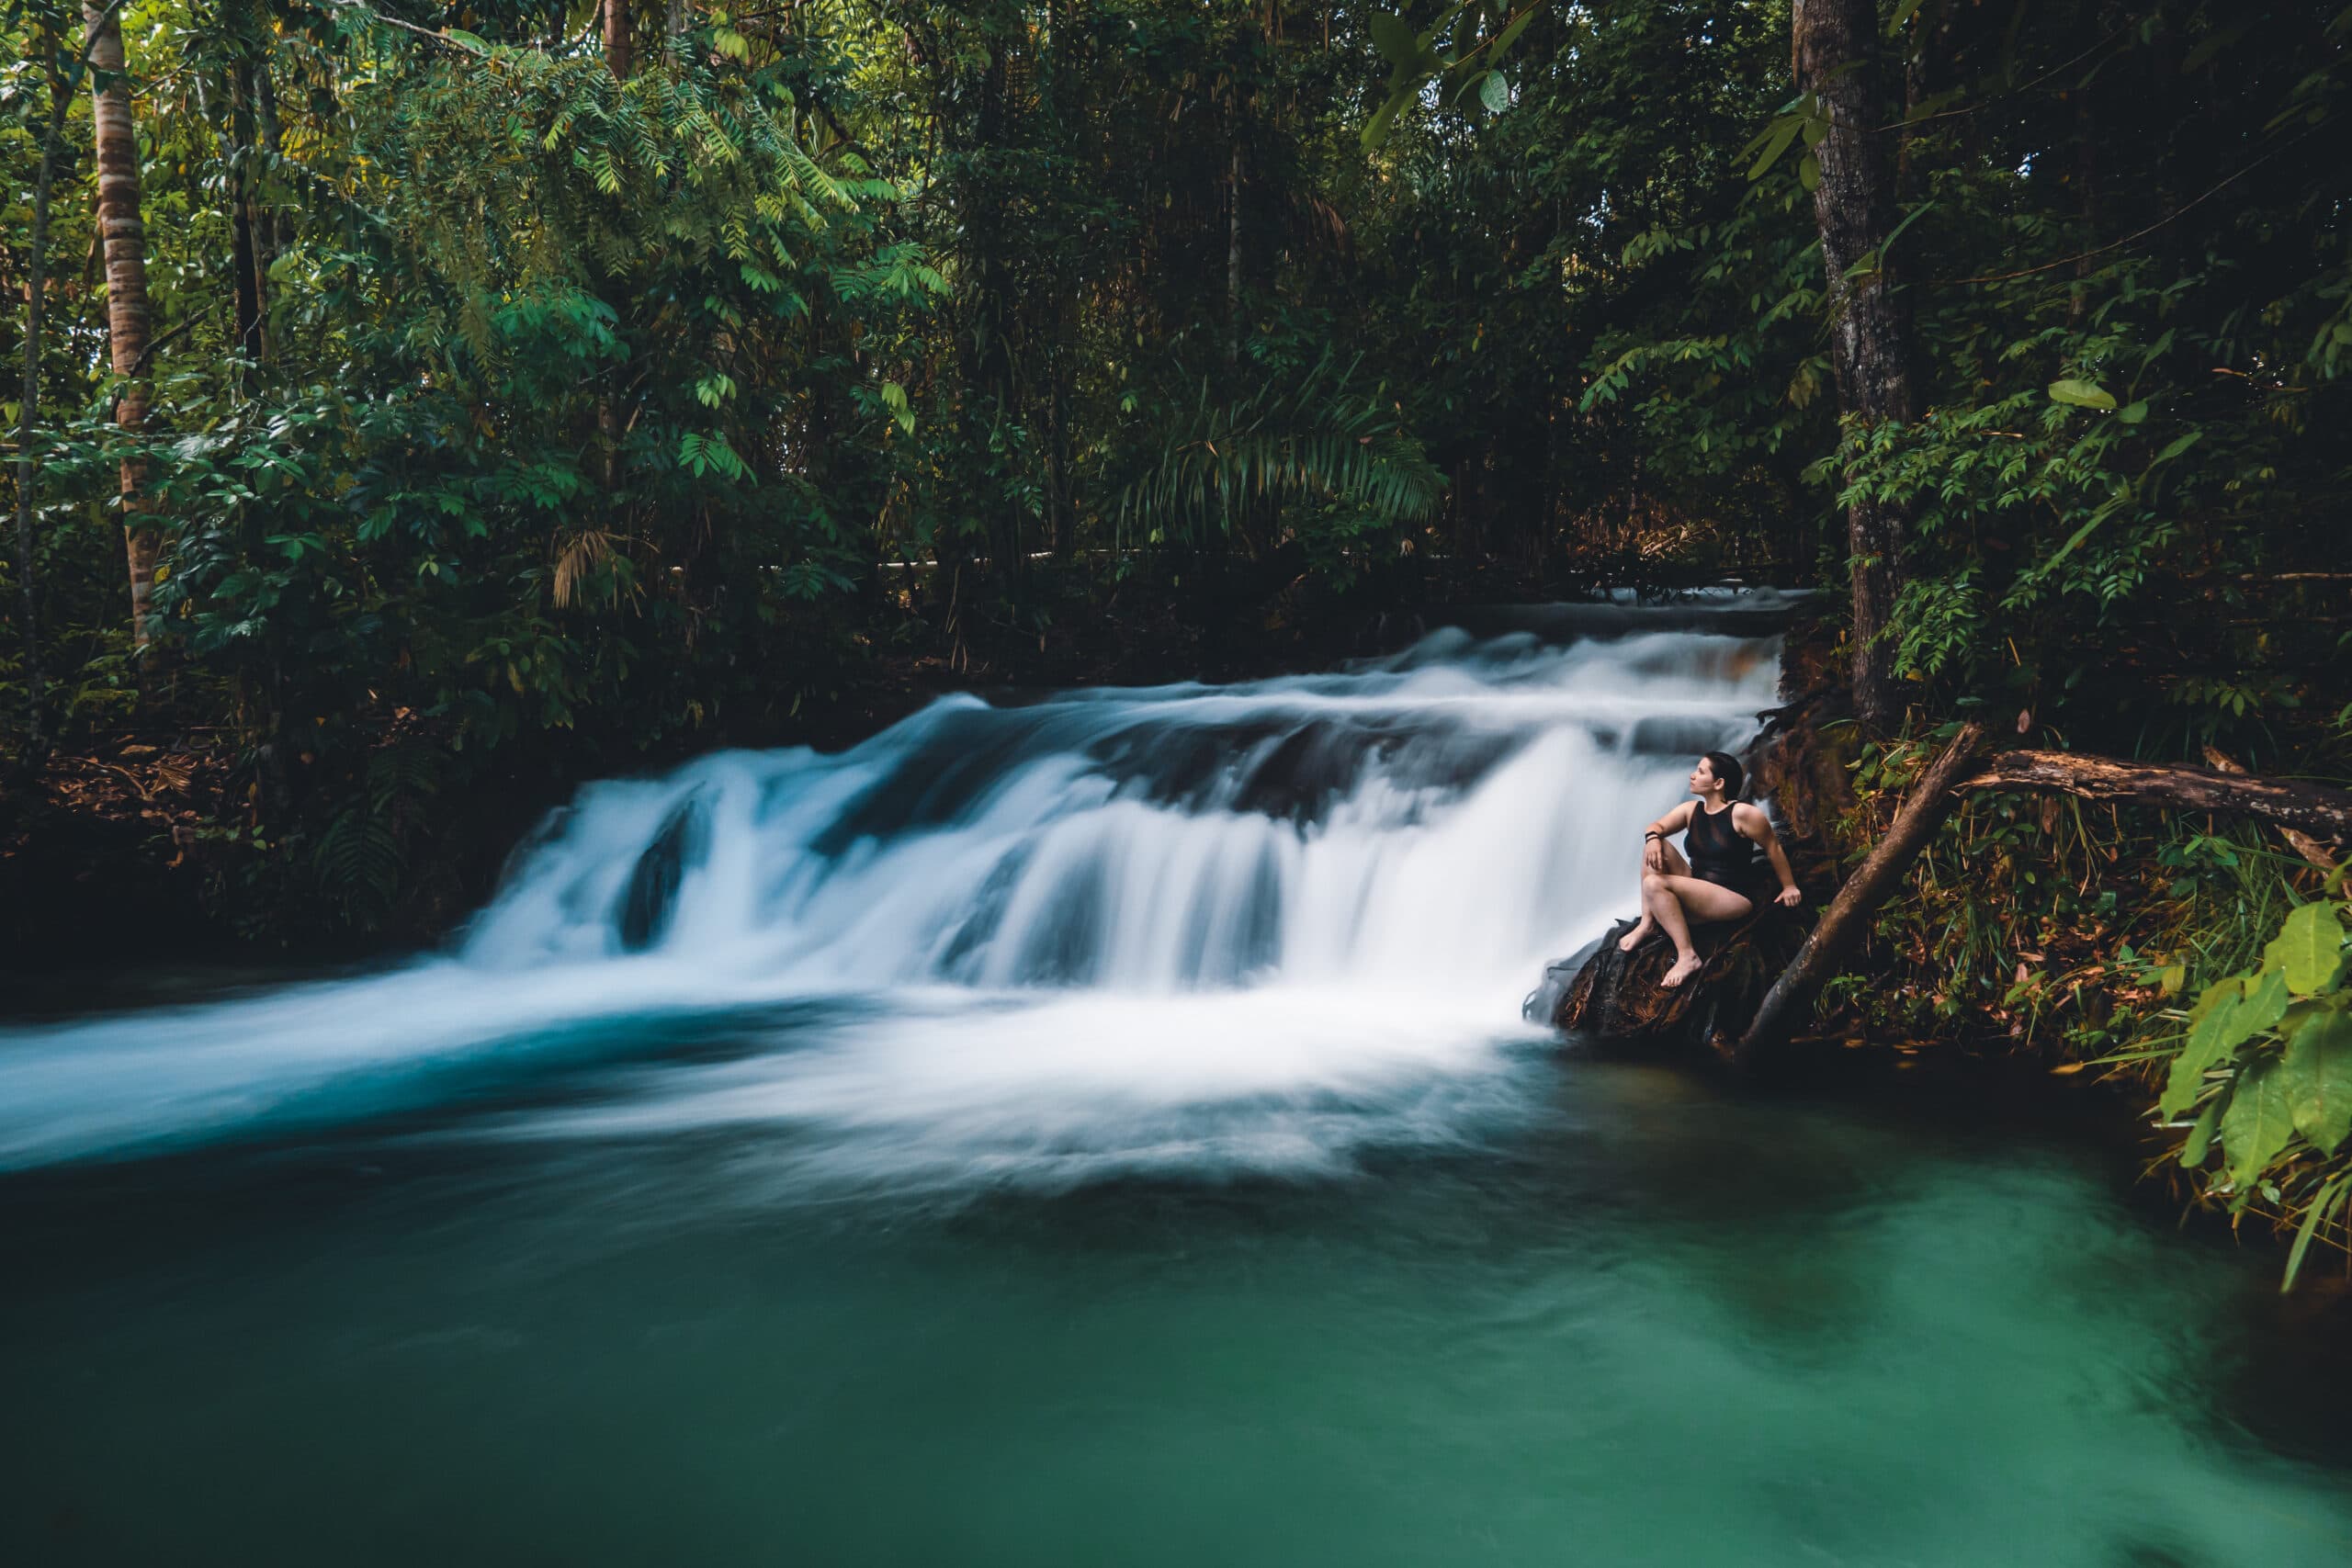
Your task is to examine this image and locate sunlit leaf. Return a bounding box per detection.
[2222,1056,2298,1188]
[2284,1010,2352,1154]
[2046,378,2118,411]
[2161,976,2274,1118]
[2269,901,2348,995]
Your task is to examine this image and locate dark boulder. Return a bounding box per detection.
[1546,907,1808,1064]
[615,794,706,952]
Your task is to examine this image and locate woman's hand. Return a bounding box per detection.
[1643,837,1666,873]
[1776,885,1803,909]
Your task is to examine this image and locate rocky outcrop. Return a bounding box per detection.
[1542,907,1809,1064]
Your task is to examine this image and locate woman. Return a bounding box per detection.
[1617,750,1802,989]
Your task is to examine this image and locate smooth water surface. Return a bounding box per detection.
[6,595,2348,1564]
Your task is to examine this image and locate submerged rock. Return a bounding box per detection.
[1547,908,1808,1064]
[615,795,706,952]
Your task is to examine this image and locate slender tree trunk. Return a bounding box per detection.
[1227,141,1244,367]
[255,46,281,293]
[1896,0,1954,205]
[224,0,274,360]
[966,32,1023,595]
[13,30,77,762]
[600,0,630,501]
[604,0,632,79]
[229,39,265,361]
[1793,0,1914,728]
[86,0,158,648]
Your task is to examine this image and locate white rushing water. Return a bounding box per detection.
[0,597,1792,1179]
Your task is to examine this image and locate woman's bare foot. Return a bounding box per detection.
[1661,953,1703,988]
[1617,917,1655,953]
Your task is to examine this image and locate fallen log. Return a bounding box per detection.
[1957,750,2352,849]
[2200,746,2339,871]
[1538,726,2352,1066]
[1736,722,1988,1057]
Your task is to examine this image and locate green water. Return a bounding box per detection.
[6,1051,2348,1568]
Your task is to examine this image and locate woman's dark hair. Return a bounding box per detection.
[1701,750,1746,800]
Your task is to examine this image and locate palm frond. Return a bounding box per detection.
[1115,354,1444,554]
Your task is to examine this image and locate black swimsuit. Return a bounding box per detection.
[1685,802,1766,904]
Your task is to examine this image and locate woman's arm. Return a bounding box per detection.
[1642,801,1697,873]
[1735,804,1804,908]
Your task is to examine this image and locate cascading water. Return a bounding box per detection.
[0,594,1792,1180]
[15,591,2352,1568]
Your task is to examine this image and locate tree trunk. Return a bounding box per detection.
[13,28,77,762]
[255,45,281,288]
[604,0,632,80]
[1738,722,1986,1055]
[600,0,631,506]
[86,0,157,648]
[229,27,265,362]
[965,32,1023,596]
[1793,0,1914,728]
[1227,141,1244,367]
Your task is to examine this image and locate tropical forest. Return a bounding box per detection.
[5,3,2352,1563]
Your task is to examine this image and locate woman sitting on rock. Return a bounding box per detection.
[1617,751,1802,988]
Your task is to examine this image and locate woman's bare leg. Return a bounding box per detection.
[1641,872,1753,987]
[1619,843,1690,951]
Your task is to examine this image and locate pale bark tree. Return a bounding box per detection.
[1793,0,1916,727]
[85,0,158,646]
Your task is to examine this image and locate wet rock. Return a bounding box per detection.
[1547,907,1808,1064]
[615,795,705,952]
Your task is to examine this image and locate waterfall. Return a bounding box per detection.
[0,594,1792,1179]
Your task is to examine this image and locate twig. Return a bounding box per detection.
[128,307,210,378]
[1877,32,2124,134]
[1933,137,2304,287]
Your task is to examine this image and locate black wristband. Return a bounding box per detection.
[1644,831,1663,841]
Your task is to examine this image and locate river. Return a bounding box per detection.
[5,593,2348,1565]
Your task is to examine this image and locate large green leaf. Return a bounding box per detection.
[2268,901,2348,996]
[1367,11,1419,67]
[1745,116,1803,181]
[2047,378,2118,411]
[2240,968,2291,1036]
[2284,1010,2352,1154]
[2160,977,2271,1118]
[2222,1056,2299,1187]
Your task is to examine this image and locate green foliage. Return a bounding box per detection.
[2153,882,2352,1289]
[4,0,2348,964]
[1114,355,1443,576]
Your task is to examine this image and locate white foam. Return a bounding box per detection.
[0,609,1783,1175]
